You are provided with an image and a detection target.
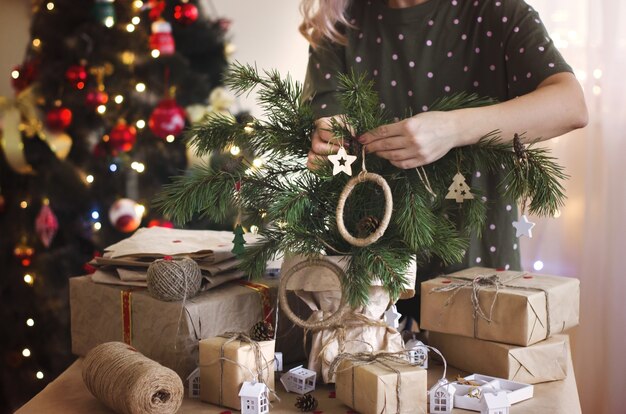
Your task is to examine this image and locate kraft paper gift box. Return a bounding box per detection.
[334,357,427,414]
[429,332,569,384]
[199,336,275,409]
[70,275,274,380]
[420,267,580,346]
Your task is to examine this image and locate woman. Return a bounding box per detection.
[300,0,587,321]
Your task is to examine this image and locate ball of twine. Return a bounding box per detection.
[82,342,184,414]
[147,257,202,301]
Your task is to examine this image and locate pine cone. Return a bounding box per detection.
[250,320,274,341]
[356,215,380,238]
[513,133,527,162]
[295,393,318,412]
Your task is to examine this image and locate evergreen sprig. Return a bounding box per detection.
[156,65,568,307]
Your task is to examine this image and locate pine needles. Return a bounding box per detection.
[155,64,568,307]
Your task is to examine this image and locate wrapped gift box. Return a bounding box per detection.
[199,336,275,409]
[429,332,569,384]
[420,267,579,346]
[335,357,427,414]
[70,275,274,380]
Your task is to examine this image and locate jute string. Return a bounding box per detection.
[430,272,553,339]
[82,341,184,414]
[146,257,202,302]
[336,146,393,247]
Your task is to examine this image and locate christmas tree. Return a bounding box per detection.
[0,1,231,410]
[157,64,567,307]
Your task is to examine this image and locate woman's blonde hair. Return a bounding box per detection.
[299,0,351,48]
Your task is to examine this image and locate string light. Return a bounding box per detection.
[104,17,115,28]
[252,158,264,168]
[230,145,241,156]
[135,83,146,92]
[114,95,124,104]
[86,175,94,184]
[133,0,144,8]
[97,105,107,114]
[109,164,118,172]
[91,211,100,220]
[533,260,544,271]
[131,162,145,173]
[36,371,44,380]
[136,120,146,129]
[32,38,41,48]
[23,274,34,285]
[22,348,31,357]
[94,222,102,231]
[126,24,135,33]
[151,50,160,58]
[20,201,28,209]
[131,16,141,25]
[11,70,20,79]
[46,2,54,11]
[26,318,35,327]
[166,135,175,143]
[593,69,603,79]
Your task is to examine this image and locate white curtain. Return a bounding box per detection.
[522,1,626,413]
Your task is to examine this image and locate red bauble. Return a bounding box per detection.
[11,61,38,93]
[147,218,174,228]
[14,241,35,267]
[109,198,142,233]
[46,107,73,131]
[108,122,137,152]
[148,0,166,21]
[65,65,88,90]
[149,98,186,139]
[85,89,109,108]
[149,21,175,55]
[173,3,198,25]
[35,203,59,248]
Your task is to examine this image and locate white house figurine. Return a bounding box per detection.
[186,367,200,398]
[480,391,511,414]
[239,381,270,414]
[405,338,429,369]
[280,365,316,394]
[429,379,456,413]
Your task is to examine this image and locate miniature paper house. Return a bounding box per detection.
[429,379,456,413]
[480,391,511,414]
[280,365,316,394]
[186,367,200,399]
[406,338,429,369]
[239,381,270,414]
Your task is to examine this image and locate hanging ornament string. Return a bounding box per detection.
[415,166,436,198]
[512,134,536,238]
[336,146,393,247]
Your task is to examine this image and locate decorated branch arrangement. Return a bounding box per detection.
[155,63,567,307]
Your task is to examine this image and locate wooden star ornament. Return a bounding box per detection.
[328,147,357,176]
[512,214,536,238]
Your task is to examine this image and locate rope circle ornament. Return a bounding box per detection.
[147,257,202,301]
[82,342,184,414]
[336,171,393,247]
[279,258,349,330]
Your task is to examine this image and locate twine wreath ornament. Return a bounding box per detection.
[82,341,184,414]
[279,258,349,330]
[336,147,393,247]
[146,257,202,301]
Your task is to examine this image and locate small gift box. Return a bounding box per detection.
[429,332,569,384]
[333,353,427,414]
[199,334,275,410]
[420,267,580,346]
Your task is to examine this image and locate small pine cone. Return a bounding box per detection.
[250,320,275,342]
[356,215,380,238]
[513,133,527,161]
[295,393,318,412]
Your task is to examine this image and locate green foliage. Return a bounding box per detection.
[156,63,568,307]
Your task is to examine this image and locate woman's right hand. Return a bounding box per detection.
[307,115,348,170]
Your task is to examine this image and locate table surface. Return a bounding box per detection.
[16,346,580,414]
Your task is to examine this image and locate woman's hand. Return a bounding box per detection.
[307,115,348,170]
[358,111,460,169]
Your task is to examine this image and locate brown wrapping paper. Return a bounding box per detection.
[198,337,275,409]
[281,255,407,383]
[70,275,274,380]
[335,359,427,414]
[429,332,569,384]
[420,267,580,346]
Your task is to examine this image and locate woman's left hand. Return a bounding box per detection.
[358,111,460,169]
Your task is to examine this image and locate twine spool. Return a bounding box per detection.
[336,171,393,247]
[279,258,349,330]
[82,342,184,414]
[147,257,202,301]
